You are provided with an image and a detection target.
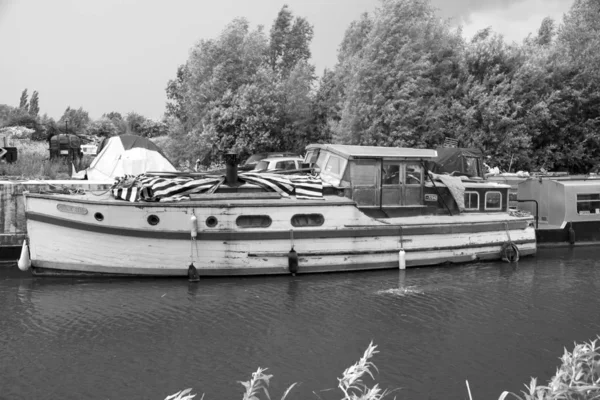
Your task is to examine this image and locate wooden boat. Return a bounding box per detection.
[20,144,537,276]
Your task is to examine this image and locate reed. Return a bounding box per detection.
[164,341,391,400]
[499,337,600,400]
[165,337,600,400]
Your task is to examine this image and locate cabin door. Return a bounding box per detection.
[381,161,423,206]
[350,159,380,206]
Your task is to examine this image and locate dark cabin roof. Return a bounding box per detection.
[306,144,437,160]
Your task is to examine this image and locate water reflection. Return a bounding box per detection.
[1,248,600,400]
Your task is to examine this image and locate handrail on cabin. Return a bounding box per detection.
[515,199,539,229]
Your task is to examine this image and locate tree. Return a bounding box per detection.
[0,104,14,126]
[333,0,465,148]
[58,107,91,136]
[103,111,127,134]
[278,61,315,151]
[19,89,28,111]
[535,17,556,46]
[125,112,147,134]
[165,64,189,123]
[88,117,119,138]
[183,18,268,127]
[29,91,40,117]
[138,119,168,138]
[268,5,314,76]
[207,66,284,159]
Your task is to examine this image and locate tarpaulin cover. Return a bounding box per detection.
[84,135,176,181]
[111,172,323,202]
[429,172,466,212]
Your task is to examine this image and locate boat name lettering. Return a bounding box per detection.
[56,204,88,215]
[424,194,438,202]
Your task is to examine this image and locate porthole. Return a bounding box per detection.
[206,216,218,227]
[291,214,324,227]
[236,215,271,228]
[94,212,104,221]
[147,215,160,226]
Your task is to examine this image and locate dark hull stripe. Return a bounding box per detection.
[26,212,530,240]
[31,248,537,277]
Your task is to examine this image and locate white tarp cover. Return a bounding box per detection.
[83,135,176,181]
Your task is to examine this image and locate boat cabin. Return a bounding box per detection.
[305,144,510,217]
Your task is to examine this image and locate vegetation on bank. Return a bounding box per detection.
[3,0,600,175]
[164,338,600,400]
[0,139,93,180]
[500,337,600,400]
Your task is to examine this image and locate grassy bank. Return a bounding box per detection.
[0,139,93,180]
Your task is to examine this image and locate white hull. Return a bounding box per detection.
[24,193,537,276]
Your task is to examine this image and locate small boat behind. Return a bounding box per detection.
[22,144,536,277]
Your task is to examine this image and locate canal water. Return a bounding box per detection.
[1,247,599,400]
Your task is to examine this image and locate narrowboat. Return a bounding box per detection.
[19,144,537,277]
[502,174,600,244]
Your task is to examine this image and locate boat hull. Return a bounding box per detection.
[24,193,537,277]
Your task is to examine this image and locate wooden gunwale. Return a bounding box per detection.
[24,192,352,208]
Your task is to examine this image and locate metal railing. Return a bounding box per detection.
[515,199,539,229]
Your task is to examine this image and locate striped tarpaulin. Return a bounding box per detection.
[111,172,323,202]
[112,174,224,202]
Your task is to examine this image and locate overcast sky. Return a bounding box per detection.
[0,0,573,121]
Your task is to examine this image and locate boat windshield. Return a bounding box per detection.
[465,156,481,178]
[315,152,328,170]
[254,161,269,171]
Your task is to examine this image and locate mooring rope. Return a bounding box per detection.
[501,221,520,263]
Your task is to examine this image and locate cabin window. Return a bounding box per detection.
[275,160,297,170]
[351,162,377,186]
[382,164,400,185]
[465,157,481,178]
[291,214,324,227]
[255,160,268,170]
[304,149,319,165]
[323,154,347,177]
[464,191,479,210]
[236,215,272,228]
[405,163,422,185]
[484,191,502,210]
[315,152,328,170]
[576,194,600,214]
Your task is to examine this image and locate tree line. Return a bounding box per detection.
[165,0,600,173]
[0,91,167,142]
[2,0,596,173]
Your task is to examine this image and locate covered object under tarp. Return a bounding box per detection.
[80,135,177,181]
[426,148,484,179]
